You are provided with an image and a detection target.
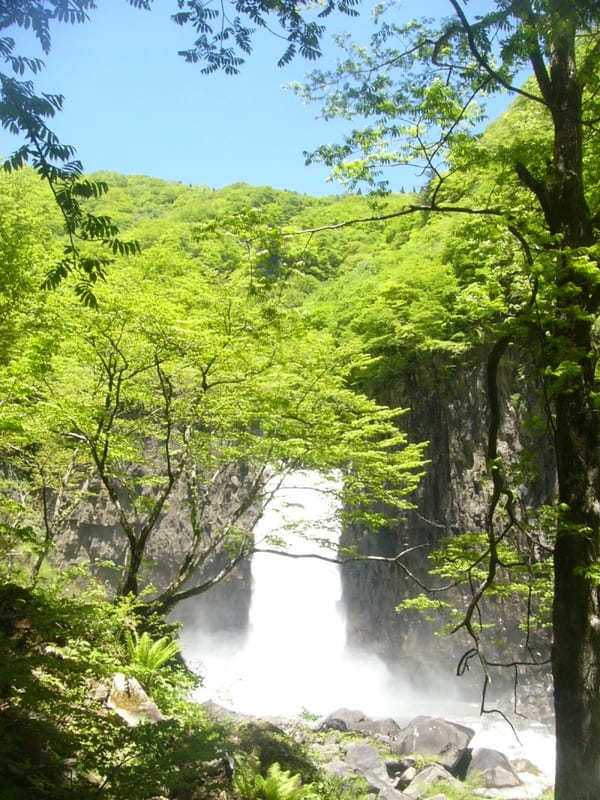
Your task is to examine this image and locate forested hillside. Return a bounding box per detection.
[0,77,590,797]
[0,164,435,798]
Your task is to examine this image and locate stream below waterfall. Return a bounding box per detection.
[180,471,555,797]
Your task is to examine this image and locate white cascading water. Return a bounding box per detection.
[182,471,399,716]
[180,470,555,797]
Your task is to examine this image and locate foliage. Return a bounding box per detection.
[6,0,595,794]
[234,760,311,800]
[233,757,370,800]
[420,778,486,800]
[1,2,141,304]
[124,629,180,689]
[287,2,600,795]
[171,0,360,73]
[0,151,566,798]
[0,566,226,799]
[0,184,426,607]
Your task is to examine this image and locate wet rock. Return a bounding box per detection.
[466,747,521,788]
[392,716,475,772]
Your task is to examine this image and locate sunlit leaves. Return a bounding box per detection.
[1,2,140,303]
[173,0,359,74]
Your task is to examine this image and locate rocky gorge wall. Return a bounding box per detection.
[52,461,258,636]
[49,345,556,709]
[339,347,556,702]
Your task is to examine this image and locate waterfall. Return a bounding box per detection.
[181,470,397,717]
[180,470,555,793]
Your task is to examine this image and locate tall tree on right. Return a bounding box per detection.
[293,2,600,796]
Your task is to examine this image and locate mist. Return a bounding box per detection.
[178,471,555,795]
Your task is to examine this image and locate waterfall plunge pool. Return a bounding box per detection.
[179,471,555,796]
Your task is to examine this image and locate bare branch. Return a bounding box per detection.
[253,543,456,593]
[446,0,547,107]
[291,203,504,236]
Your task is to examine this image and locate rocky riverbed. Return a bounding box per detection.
[201,703,554,800]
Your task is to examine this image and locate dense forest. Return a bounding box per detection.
[0,114,556,799]
[2,0,600,798]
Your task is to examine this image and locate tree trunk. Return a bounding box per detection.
[117,543,142,596]
[545,21,600,798]
[552,374,600,799]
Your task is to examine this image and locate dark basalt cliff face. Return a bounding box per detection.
[52,463,258,635]
[340,349,555,692]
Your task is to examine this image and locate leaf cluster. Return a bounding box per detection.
[0,567,227,799]
[1,2,140,305]
[173,0,360,74]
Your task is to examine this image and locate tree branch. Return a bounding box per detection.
[292,203,504,235]
[446,0,547,107]
[253,543,456,593]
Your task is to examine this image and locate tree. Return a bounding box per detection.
[1,0,140,304]
[5,0,599,793]
[285,2,600,797]
[0,225,425,614]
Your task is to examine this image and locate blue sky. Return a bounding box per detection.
[1,0,519,196]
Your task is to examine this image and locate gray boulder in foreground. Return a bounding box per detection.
[465,747,522,788]
[338,741,410,798]
[403,763,461,798]
[392,715,475,772]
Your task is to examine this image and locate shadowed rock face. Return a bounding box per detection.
[52,460,258,631]
[339,351,555,686]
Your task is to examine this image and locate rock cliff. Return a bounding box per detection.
[52,461,258,634]
[340,348,555,695]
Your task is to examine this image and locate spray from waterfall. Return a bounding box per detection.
[179,470,555,792]
[180,471,402,717]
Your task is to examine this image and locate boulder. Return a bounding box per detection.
[392,716,474,772]
[511,756,542,775]
[378,788,413,800]
[343,742,410,799]
[323,758,355,780]
[395,765,417,789]
[344,741,394,785]
[403,763,461,798]
[319,708,402,738]
[466,747,522,788]
[107,673,164,727]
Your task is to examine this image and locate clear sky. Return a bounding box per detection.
[1,0,518,196]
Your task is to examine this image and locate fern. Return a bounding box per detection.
[234,761,310,800]
[124,629,180,687]
[261,763,304,800]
